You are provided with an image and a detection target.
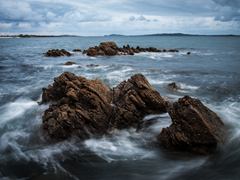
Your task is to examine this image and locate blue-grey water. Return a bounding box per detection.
[0,36,240,180]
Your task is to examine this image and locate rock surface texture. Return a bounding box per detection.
[158,96,225,154]
[42,72,166,139]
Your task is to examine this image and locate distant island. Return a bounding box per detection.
[0,33,239,38]
[0,34,79,38]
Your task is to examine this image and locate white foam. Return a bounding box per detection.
[148,79,172,85]
[84,129,156,162]
[106,66,134,86]
[136,52,175,60]
[0,99,38,126]
[179,83,199,90]
[214,101,240,141]
[60,64,80,68]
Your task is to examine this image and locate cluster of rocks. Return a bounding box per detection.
[44,49,72,57]
[82,41,179,56]
[42,72,166,139]
[44,41,180,57]
[41,72,225,154]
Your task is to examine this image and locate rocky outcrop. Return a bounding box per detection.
[158,96,225,154]
[44,49,72,57]
[63,61,76,65]
[83,41,179,56]
[42,72,167,139]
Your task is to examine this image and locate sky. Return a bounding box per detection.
[0,0,240,35]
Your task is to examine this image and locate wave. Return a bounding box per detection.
[0,98,38,127]
[104,66,134,86]
[136,52,175,60]
[84,129,156,162]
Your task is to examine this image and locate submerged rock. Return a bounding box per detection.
[167,82,180,91]
[42,72,167,139]
[44,49,72,57]
[63,61,76,65]
[83,41,179,57]
[158,96,225,154]
[86,64,99,67]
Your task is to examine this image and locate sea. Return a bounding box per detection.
[0,35,240,179]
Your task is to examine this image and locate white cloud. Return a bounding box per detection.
[0,0,239,35]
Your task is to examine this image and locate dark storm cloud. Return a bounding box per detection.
[213,0,240,21]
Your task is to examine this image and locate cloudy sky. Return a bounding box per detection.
[0,0,240,35]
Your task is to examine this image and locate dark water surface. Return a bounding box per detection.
[0,36,240,180]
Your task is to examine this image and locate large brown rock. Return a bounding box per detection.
[42,72,112,139]
[42,72,167,139]
[112,74,166,129]
[158,96,225,154]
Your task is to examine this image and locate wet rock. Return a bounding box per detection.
[63,61,76,66]
[99,41,118,50]
[72,49,82,52]
[187,52,191,55]
[112,74,167,129]
[168,49,179,53]
[42,72,112,139]
[167,82,180,91]
[86,48,98,56]
[158,96,226,154]
[42,72,167,139]
[44,49,72,57]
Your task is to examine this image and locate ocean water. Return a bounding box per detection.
[0,36,240,180]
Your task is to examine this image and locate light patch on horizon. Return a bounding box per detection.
[0,0,239,35]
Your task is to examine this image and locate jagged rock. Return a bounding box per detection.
[42,72,112,139]
[44,49,72,57]
[158,96,226,154]
[63,61,76,65]
[73,49,82,52]
[42,72,167,139]
[112,74,167,129]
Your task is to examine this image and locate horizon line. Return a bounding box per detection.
[0,33,240,37]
